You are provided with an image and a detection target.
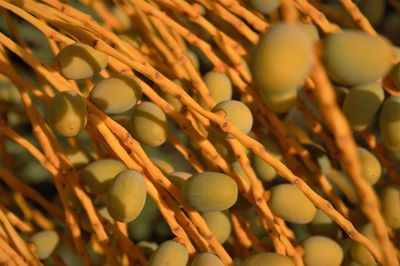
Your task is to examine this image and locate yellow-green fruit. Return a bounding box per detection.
[89,73,142,114]
[191,253,224,266]
[380,186,400,229]
[358,147,381,185]
[65,149,92,169]
[120,35,140,49]
[327,169,358,205]
[56,42,108,80]
[112,115,133,132]
[209,129,249,161]
[358,0,385,26]
[80,159,127,195]
[202,71,232,106]
[151,157,174,174]
[202,211,231,244]
[303,143,332,175]
[261,88,297,114]
[269,184,317,224]
[379,96,400,160]
[253,135,282,182]
[182,172,238,212]
[106,170,146,222]
[299,22,320,43]
[208,129,235,162]
[98,206,114,224]
[212,100,253,136]
[30,230,59,259]
[342,82,384,132]
[137,241,158,259]
[230,161,252,212]
[65,187,81,209]
[303,236,344,266]
[111,5,131,29]
[323,30,393,85]
[242,253,295,266]
[48,91,87,137]
[253,23,312,93]
[232,160,250,184]
[131,101,168,147]
[167,171,191,188]
[187,50,200,70]
[350,224,379,265]
[149,240,188,266]
[308,210,338,238]
[249,0,280,15]
[283,117,313,144]
[161,79,186,112]
[0,75,20,103]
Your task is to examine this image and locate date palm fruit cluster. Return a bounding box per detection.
[1,0,400,266]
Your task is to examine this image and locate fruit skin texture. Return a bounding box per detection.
[299,23,320,43]
[202,71,232,106]
[302,236,344,266]
[260,88,297,114]
[131,101,168,147]
[230,161,253,212]
[358,147,381,185]
[249,0,280,15]
[269,184,317,224]
[358,0,385,26]
[342,82,384,132]
[379,96,400,160]
[90,73,142,114]
[380,186,400,229]
[161,79,186,112]
[242,252,295,266]
[56,42,108,80]
[202,211,231,244]
[323,30,393,86]
[106,169,147,222]
[308,210,338,238]
[191,252,224,266]
[151,157,174,174]
[303,143,332,176]
[182,172,238,212]
[65,149,92,169]
[212,100,253,136]
[167,171,191,188]
[137,241,158,259]
[252,23,313,93]
[30,230,59,260]
[113,115,133,132]
[208,128,248,162]
[149,240,188,266]
[80,159,127,195]
[350,224,379,266]
[187,50,200,70]
[252,135,282,182]
[48,91,87,137]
